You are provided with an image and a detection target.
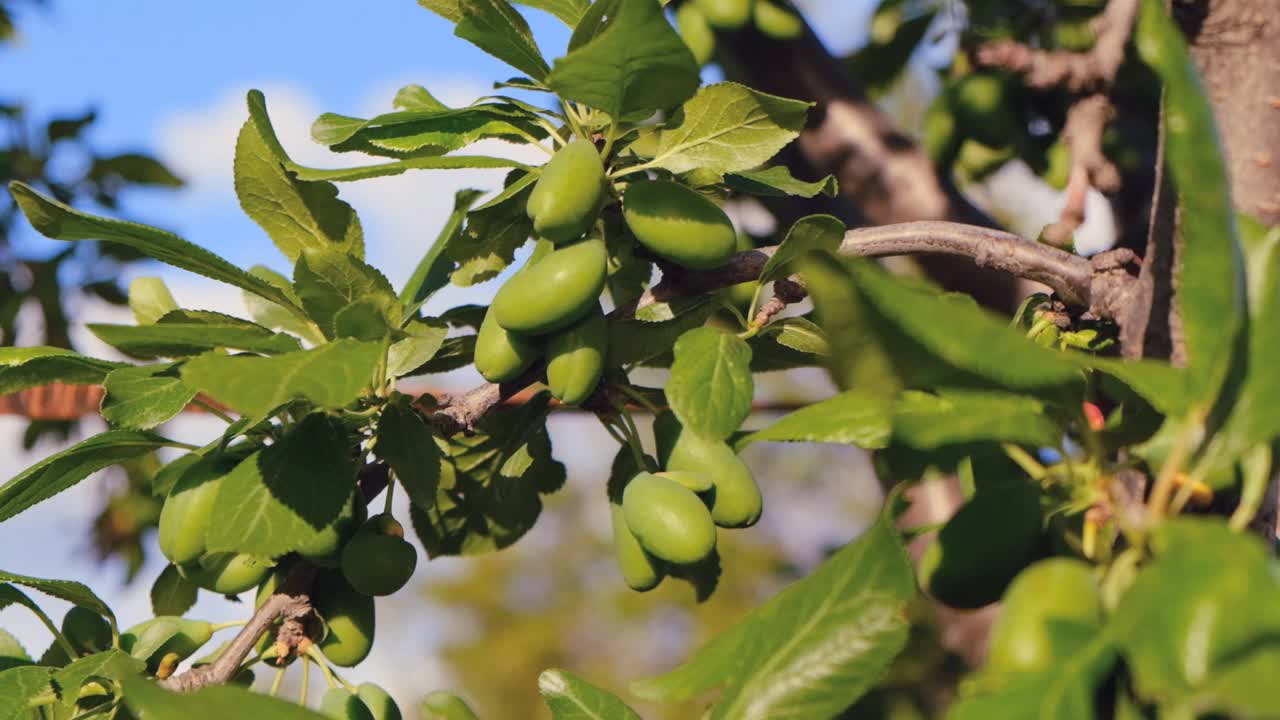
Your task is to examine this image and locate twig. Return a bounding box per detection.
[153,459,395,693]
[429,221,1135,435]
[1042,94,1122,245]
[157,564,316,692]
[973,0,1140,93]
[975,0,1138,238]
[751,279,806,329]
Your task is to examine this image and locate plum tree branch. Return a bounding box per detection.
[974,0,1140,92]
[157,563,316,692]
[976,0,1138,241]
[430,221,1138,435]
[155,461,394,692]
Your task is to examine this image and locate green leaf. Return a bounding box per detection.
[122,674,331,720]
[8,182,306,317]
[401,335,477,376]
[1074,356,1189,417]
[1193,645,1280,718]
[892,389,1064,449]
[410,393,564,557]
[0,432,168,523]
[234,116,365,263]
[446,173,535,286]
[608,299,716,366]
[546,0,699,119]
[0,571,115,631]
[242,265,325,345]
[820,256,1083,393]
[1111,518,1280,710]
[293,248,399,339]
[1135,0,1246,410]
[665,327,754,441]
[725,167,839,198]
[513,0,589,26]
[394,84,451,112]
[100,364,197,430]
[180,340,383,418]
[419,0,463,22]
[245,90,525,182]
[206,414,356,557]
[1198,220,1280,471]
[948,632,1115,720]
[632,516,915,717]
[454,0,550,81]
[87,321,302,359]
[538,669,642,720]
[0,630,30,672]
[375,396,442,511]
[645,83,811,175]
[387,319,449,378]
[746,316,830,371]
[740,390,891,449]
[800,254,908,398]
[53,650,144,708]
[760,214,845,283]
[0,347,124,395]
[316,104,546,158]
[0,666,55,719]
[401,189,485,309]
[127,277,178,325]
[149,564,197,618]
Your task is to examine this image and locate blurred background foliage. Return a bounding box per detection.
[1,0,179,580]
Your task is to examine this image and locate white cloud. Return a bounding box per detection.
[153,80,547,312]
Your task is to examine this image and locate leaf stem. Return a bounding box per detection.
[299,650,310,706]
[609,161,655,180]
[532,117,568,146]
[192,397,235,424]
[1003,444,1047,481]
[600,119,620,160]
[1147,415,1203,521]
[383,476,396,516]
[510,127,556,156]
[210,620,248,633]
[614,384,662,415]
[306,646,337,689]
[561,102,589,141]
[25,602,79,660]
[308,646,357,692]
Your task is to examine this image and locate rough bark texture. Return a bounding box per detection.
[1176,0,1280,225]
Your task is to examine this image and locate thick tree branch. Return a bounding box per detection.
[431,222,1136,434]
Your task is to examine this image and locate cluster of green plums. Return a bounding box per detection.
[155,454,417,670]
[611,413,764,592]
[476,138,743,403]
[675,0,805,65]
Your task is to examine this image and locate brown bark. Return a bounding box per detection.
[1176,0,1280,225]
